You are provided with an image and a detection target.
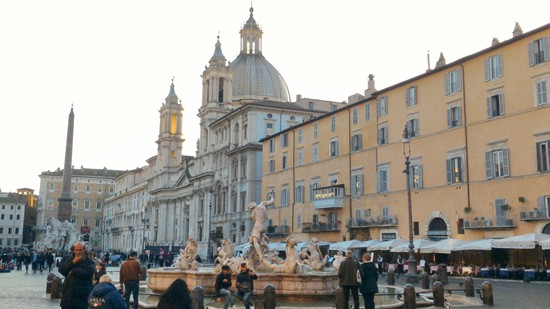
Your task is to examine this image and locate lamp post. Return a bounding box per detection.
[403,126,419,283]
[208,191,213,263]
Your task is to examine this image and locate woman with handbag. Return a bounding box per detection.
[359,253,379,309]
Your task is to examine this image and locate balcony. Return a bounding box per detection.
[313,184,345,210]
[302,222,340,233]
[519,209,550,221]
[464,216,515,230]
[111,227,120,233]
[348,216,398,228]
[266,225,290,237]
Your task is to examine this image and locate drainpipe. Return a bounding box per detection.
[459,64,472,212]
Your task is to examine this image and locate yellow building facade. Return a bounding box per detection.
[261,23,550,243]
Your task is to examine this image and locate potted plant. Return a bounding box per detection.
[518,196,526,203]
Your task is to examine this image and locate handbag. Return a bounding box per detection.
[238,281,251,293]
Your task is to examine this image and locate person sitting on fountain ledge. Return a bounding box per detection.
[216,265,236,309]
[235,262,258,309]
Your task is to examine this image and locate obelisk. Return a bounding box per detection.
[58,106,74,221]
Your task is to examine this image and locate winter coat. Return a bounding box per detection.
[88,282,127,309]
[359,262,379,293]
[215,272,233,296]
[59,255,95,309]
[338,257,360,287]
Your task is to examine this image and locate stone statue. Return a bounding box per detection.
[175,237,201,270]
[247,192,274,265]
[331,251,346,272]
[213,239,234,272]
[300,237,328,271]
[36,217,80,251]
[264,236,303,273]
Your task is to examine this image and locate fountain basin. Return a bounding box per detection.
[146,268,339,297]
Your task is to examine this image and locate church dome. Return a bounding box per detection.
[229,7,290,103]
[230,54,290,102]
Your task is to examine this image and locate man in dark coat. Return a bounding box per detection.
[235,263,258,309]
[59,242,95,309]
[359,252,379,309]
[88,274,127,309]
[338,250,360,309]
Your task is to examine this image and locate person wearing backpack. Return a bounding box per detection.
[88,274,127,309]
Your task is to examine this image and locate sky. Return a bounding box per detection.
[1,0,549,193]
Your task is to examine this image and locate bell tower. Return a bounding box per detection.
[156,80,184,173]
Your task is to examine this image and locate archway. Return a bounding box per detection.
[427,217,449,240]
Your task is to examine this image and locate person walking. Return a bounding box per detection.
[396,255,404,275]
[93,263,107,285]
[376,254,384,274]
[88,274,127,309]
[58,242,95,309]
[157,278,193,309]
[158,248,166,267]
[359,253,379,309]
[120,251,142,309]
[22,250,31,273]
[338,250,360,309]
[235,262,258,309]
[215,265,236,309]
[46,251,55,272]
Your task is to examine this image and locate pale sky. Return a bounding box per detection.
[1,0,548,193]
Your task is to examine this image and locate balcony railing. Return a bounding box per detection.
[313,184,345,210]
[464,216,515,229]
[266,225,290,236]
[348,216,398,228]
[302,222,339,233]
[519,209,550,221]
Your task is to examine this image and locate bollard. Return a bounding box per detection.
[464,276,474,297]
[431,273,440,287]
[50,276,62,300]
[481,281,494,306]
[421,272,430,290]
[263,284,276,309]
[387,269,395,285]
[438,265,448,284]
[432,281,445,307]
[335,286,345,309]
[191,285,204,309]
[141,265,148,280]
[403,283,416,309]
[46,273,56,293]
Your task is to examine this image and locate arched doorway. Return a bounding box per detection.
[427,218,449,240]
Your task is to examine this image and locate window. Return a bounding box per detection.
[310,178,320,201]
[281,186,289,206]
[352,108,358,125]
[446,156,464,184]
[8,228,12,234]
[72,199,78,207]
[95,219,101,227]
[364,104,371,121]
[269,139,275,152]
[83,219,88,227]
[535,78,548,106]
[297,128,303,143]
[48,182,55,192]
[331,116,336,132]
[86,185,91,193]
[377,96,388,116]
[445,69,462,95]
[406,86,417,107]
[308,101,314,110]
[377,165,390,193]
[84,200,90,210]
[406,118,419,137]
[485,54,503,81]
[487,93,505,118]
[536,140,550,172]
[351,133,362,152]
[268,159,275,173]
[410,164,423,189]
[351,172,363,195]
[486,148,510,179]
[295,181,305,203]
[281,133,288,148]
[16,214,20,220]
[313,123,318,138]
[73,184,79,192]
[329,139,339,158]
[447,105,462,128]
[331,104,337,111]
[0,227,2,233]
[528,37,549,66]
[266,123,273,129]
[97,185,102,193]
[96,201,102,210]
[313,144,319,162]
[377,125,388,145]
[282,154,288,169]
[297,148,303,166]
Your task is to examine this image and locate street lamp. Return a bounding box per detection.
[208,191,213,263]
[403,125,419,283]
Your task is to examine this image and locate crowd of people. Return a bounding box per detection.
[0,247,57,273]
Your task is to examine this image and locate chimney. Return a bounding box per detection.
[512,22,523,37]
[435,53,446,68]
[296,94,302,102]
[364,74,377,98]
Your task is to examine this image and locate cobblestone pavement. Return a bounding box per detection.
[1,266,550,308]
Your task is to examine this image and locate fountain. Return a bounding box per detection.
[33,217,80,252]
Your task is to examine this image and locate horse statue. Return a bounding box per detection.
[264,236,303,273]
[300,237,328,271]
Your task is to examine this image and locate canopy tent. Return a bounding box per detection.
[367,239,408,251]
[296,241,331,251]
[418,238,470,254]
[390,239,436,253]
[329,240,363,252]
[454,238,494,251]
[539,238,550,250]
[348,240,382,250]
[492,233,550,249]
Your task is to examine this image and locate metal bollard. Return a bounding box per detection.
[140,266,147,281]
[431,273,440,287]
[438,265,448,284]
[387,269,395,285]
[263,284,276,309]
[46,273,56,293]
[464,276,474,297]
[403,283,416,309]
[191,285,204,309]
[421,272,430,290]
[481,281,494,306]
[335,286,345,309]
[50,276,62,300]
[432,281,445,307]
